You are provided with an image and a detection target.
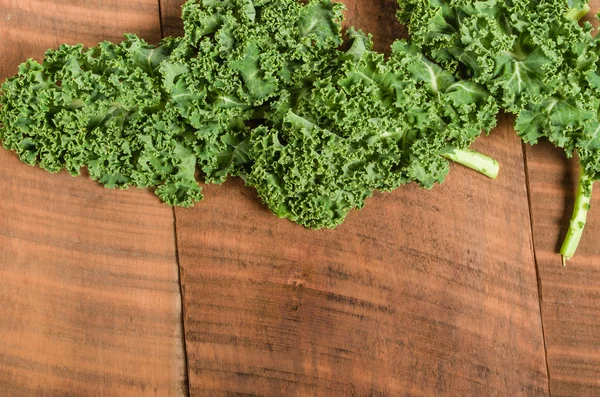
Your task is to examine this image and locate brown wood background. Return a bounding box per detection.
[0,0,599,396]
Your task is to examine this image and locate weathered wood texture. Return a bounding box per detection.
[160,0,186,38]
[174,117,549,396]
[342,0,407,53]
[526,143,600,397]
[0,0,162,77]
[0,1,187,396]
[7,0,600,395]
[166,0,550,393]
[520,2,600,396]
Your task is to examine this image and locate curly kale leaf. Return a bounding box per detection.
[158,0,345,183]
[0,0,346,206]
[387,40,498,186]
[0,0,501,234]
[246,31,498,229]
[398,0,600,261]
[0,35,203,206]
[397,0,594,112]
[247,116,377,229]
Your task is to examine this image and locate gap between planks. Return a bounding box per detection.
[522,142,553,397]
[173,206,191,397]
[158,0,165,39]
[156,0,191,394]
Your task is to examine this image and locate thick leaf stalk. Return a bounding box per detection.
[561,167,593,265]
[442,149,499,180]
[566,3,591,21]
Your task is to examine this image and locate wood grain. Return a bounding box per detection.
[525,143,600,396]
[342,0,407,54]
[0,0,162,77]
[520,2,600,395]
[159,0,186,38]
[166,0,550,393]
[0,1,187,395]
[174,117,549,396]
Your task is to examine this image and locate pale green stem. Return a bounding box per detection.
[442,148,500,180]
[560,167,593,265]
[566,4,591,21]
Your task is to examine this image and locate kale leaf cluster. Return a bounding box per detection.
[2,0,597,261]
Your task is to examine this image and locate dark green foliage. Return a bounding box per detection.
[397,0,600,260]
[0,0,498,231]
[0,0,345,207]
[160,0,345,183]
[246,32,497,228]
[0,36,203,206]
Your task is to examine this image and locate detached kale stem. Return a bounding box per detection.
[560,166,593,265]
[442,148,499,180]
[566,3,591,21]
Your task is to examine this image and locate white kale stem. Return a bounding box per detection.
[560,165,593,265]
[442,148,499,180]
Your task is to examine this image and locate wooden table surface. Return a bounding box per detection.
[0,0,599,396]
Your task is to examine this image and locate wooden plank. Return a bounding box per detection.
[522,2,600,396]
[0,1,188,395]
[342,0,407,54]
[166,0,550,394]
[174,117,549,397]
[160,0,186,38]
[525,142,600,396]
[0,0,161,77]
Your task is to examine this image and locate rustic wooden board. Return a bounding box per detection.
[0,1,187,396]
[0,0,161,77]
[167,0,551,394]
[174,116,549,397]
[160,0,186,38]
[525,142,600,396]
[520,2,600,396]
